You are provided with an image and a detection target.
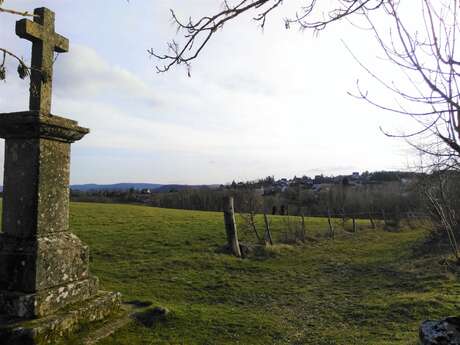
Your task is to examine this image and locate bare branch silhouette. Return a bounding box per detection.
[151,0,383,74]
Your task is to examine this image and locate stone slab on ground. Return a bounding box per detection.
[420,317,460,345]
[0,291,122,345]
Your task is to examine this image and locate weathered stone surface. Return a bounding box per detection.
[35,233,91,290]
[0,233,90,292]
[35,277,99,317]
[0,235,36,292]
[420,317,460,345]
[2,138,39,238]
[0,277,99,319]
[0,111,89,143]
[37,138,71,236]
[0,291,122,345]
[2,138,71,238]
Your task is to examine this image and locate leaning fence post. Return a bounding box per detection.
[223,196,241,257]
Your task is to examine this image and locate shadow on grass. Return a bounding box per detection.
[132,306,171,328]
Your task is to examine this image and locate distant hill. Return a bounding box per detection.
[70,183,163,191]
[154,184,219,192]
[1,184,218,193]
[69,183,219,192]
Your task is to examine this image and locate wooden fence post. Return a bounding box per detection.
[223,196,241,257]
[352,217,357,233]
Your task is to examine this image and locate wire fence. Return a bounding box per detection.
[235,208,432,247]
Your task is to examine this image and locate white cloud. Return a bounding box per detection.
[54,44,159,107]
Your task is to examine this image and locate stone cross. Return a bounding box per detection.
[16,7,69,115]
[0,8,121,344]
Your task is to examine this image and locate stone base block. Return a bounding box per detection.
[0,233,91,293]
[0,276,99,318]
[0,291,122,345]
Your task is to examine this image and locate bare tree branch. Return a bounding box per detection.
[0,6,36,17]
[150,0,383,74]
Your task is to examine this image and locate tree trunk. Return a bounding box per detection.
[223,196,241,257]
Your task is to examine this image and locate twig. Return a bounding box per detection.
[0,6,36,17]
[0,48,27,66]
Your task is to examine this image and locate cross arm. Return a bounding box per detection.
[16,19,43,42]
[16,19,69,53]
[54,34,69,53]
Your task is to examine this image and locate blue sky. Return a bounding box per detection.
[0,1,417,184]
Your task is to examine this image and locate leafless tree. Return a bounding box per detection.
[352,0,460,169]
[421,170,460,261]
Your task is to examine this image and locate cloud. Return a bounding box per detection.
[56,97,281,157]
[54,44,159,107]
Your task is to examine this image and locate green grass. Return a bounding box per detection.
[4,201,460,344]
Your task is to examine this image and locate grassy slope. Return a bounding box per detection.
[3,201,460,344]
[68,202,460,345]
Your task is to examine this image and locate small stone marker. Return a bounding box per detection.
[0,7,121,345]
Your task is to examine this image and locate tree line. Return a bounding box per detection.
[70,172,424,219]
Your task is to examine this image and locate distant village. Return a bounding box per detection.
[225,170,418,195]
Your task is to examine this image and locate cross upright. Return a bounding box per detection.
[16,7,69,116]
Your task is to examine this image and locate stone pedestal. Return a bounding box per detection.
[0,111,122,344]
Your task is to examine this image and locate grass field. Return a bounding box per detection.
[4,201,460,344]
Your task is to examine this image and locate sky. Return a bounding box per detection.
[0,1,419,185]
